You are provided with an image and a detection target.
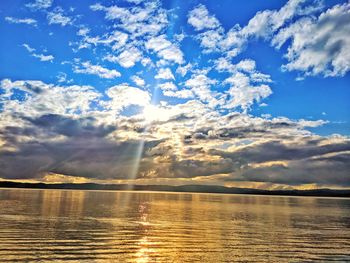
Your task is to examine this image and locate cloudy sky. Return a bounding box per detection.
[0,0,349,190]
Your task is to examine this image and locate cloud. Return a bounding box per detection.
[188,4,220,31]
[131,76,145,87]
[90,2,168,37]
[1,78,349,188]
[213,57,273,111]
[26,0,53,10]
[32,53,54,62]
[47,7,72,26]
[110,46,142,68]
[224,72,272,111]
[158,82,177,91]
[163,89,194,99]
[185,73,220,108]
[145,35,184,64]
[158,82,194,99]
[26,114,116,138]
[187,0,336,79]
[22,44,54,62]
[0,79,100,117]
[22,44,35,53]
[155,68,175,80]
[5,17,37,26]
[272,2,350,77]
[76,29,129,50]
[1,0,349,189]
[105,84,151,112]
[73,61,121,79]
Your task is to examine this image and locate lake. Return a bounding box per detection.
[0,188,349,262]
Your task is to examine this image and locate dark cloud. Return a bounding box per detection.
[211,139,350,163]
[233,152,350,186]
[0,137,163,180]
[26,114,116,137]
[0,113,162,180]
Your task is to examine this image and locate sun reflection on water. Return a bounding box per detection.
[0,189,349,262]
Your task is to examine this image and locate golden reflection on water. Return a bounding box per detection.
[0,189,349,262]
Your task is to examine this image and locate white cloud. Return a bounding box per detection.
[272,2,350,77]
[131,76,145,87]
[225,83,272,112]
[197,29,224,53]
[26,0,53,10]
[158,82,194,99]
[163,89,194,99]
[223,68,272,112]
[222,0,320,52]
[145,35,184,64]
[155,68,175,80]
[110,31,129,50]
[5,17,37,26]
[73,61,121,79]
[141,57,152,66]
[158,82,177,91]
[298,119,328,128]
[185,73,220,107]
[176,63,192,77]
[47,7,72,26]
[56,72,72,84]
[77,29,129,51]
[32,53,54,62]
[22,44,35,53]
[90,2,168,37]
[22,44,54,62]
[115,47,142,68]
[188,4,220,31]
[188,0,325,62]
[105,84,150,111]
[0,79,100,117]
[77,27,90,36]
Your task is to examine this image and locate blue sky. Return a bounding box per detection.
[0,0,349,189]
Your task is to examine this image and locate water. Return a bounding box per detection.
[0,189,349,262]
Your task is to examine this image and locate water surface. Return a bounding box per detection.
[0,188,349,262]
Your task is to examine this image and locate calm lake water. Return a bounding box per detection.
[0,189,349,262]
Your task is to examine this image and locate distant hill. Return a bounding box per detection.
[0,181,349,197]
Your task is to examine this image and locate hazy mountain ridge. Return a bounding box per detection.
[1,181,349,197]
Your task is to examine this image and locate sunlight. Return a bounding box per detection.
[142,105,159,123]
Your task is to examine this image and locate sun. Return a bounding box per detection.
[142,105,158,123]
[142,104,173,123]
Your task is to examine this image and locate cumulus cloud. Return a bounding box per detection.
[73,61,121,79]
[105,84,151,111]
[1,0,349,189]
[155,68,175,80]
[90,1,168,37]
[158,82,177,91]
[185,73,221,108]
[221,0,324,54]
[47,7,72,26]
[105,46,142,68]
[26,0,53,10]
[5,17,37,26]
[0,79,100,117]
[188,4,220,31]
[158,82,194,99]
[1,78,348,188]
[145,35,184,64]
[131,76,146,87]
[22,43,54,62]
[188,0,346,79]
[272,2,350,77]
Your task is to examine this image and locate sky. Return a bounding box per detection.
[0,0,349,190]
